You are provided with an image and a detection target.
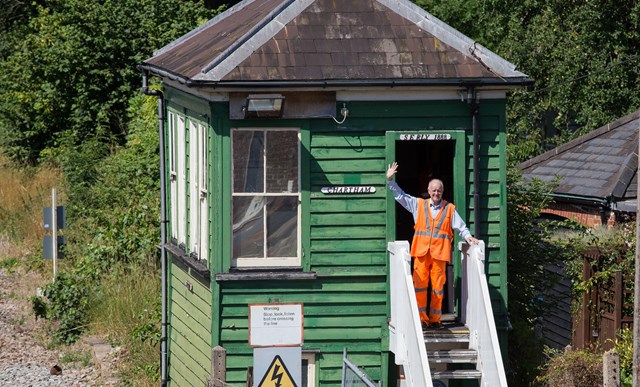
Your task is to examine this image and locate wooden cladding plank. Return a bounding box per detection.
[310,172,384,186]
[221,292,385,306]
[310,134,385,148]
[222,278,387,293]
[311,252,387,266]
[170,328,210,373]
[309,198,385,212]
[171,298,211,341]
[169,334,210,384]
[171,262,212,305]
[169,356,203,387]
[311,226,386,239]
[310,238,387,252]
[311,159,385,173]
[170,313,211,362]
[221,315,386,330]
[467,154,501,169]
[221,326,383,342]
[311,147,384,159]
[312,266,387,276]
[222,303,386,317]
[310,212,386,226]
[317,351,383,368]
[171,281,211,320]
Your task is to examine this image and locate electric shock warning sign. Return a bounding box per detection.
[257,355,297,387]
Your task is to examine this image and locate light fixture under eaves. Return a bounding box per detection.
[244,94,285,118]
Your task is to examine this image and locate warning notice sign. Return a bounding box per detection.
[257,355,297,387]
[249,303,303,347]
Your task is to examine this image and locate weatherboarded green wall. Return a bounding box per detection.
[163,86,510,386]
[168,261,212,386]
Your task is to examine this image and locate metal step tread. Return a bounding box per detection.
[431,369,482,380]
[423,321,470,344]
[427,349,477,363]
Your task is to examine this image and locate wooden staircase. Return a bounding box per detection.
[424,314,481,383]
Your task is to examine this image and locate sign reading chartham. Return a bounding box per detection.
[321,186,376,195]
[399,133,451,140]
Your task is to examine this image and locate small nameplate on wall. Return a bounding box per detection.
[321,186,376,194]
[399,133,451,140]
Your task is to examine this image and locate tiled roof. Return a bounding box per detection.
[142,0,530,86]
[518,109,639,207]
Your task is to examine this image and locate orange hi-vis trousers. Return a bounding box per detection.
[413,252,447,324]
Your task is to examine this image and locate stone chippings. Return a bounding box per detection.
[0,268,102,386]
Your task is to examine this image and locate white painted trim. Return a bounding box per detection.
[189,120,199,255]
[164,79,229,101]
[177,115,187,245]
[168,112,179,240]
[198,122,208,262]
[231,127,301,268]
[336,89,507,101]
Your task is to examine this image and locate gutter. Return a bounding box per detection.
[137,64,534,89]
[140,68,169,387]
[468,86,481,240]
[549,192,610,207]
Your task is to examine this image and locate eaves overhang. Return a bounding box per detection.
[139,64,533,90]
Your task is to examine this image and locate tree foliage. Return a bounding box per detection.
[0,0,213,165]
[414,0,640,163]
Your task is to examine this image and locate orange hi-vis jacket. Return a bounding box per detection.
[410,198,455,262]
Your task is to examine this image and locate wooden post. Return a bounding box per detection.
[615,271,623,333]
[603,350,620,387]
[211,345,226,387]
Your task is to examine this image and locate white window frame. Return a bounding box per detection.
[302,352,316,387]
[188,120,199,256]
[231,128,301,268]
[176,115,187,245]
[198,122,208,262]
[187,120,209,262]
[168,112,178,240]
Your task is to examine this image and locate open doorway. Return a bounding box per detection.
[393,138,456,314]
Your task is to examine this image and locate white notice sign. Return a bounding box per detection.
[249,303,303,347]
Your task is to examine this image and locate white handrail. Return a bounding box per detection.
[460,241,508,387]
[388,241,433,387]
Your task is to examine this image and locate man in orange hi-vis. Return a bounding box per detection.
[387,161,479,330]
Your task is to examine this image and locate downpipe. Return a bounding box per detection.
[140,69,168,387]
[467,87,481,240]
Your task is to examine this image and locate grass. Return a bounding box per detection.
[0,153,63,242]
[87,264,160,386]
[59,348,94,368]
[0,151,161,385]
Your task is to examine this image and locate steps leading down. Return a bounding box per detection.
[424,314,482,382]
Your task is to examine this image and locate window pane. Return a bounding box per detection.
[233,196,264,258]
[233,131,264,193]
[267,196,298,257]
[266,131,298,193]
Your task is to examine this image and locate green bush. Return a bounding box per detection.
[612,328,633,387]
[33,269,97,344]
[536,347,603,386]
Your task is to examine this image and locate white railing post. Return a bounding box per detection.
[460,241,508,387]
[388,241,433,387]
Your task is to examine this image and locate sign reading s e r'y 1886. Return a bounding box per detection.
[249,303,303,347]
